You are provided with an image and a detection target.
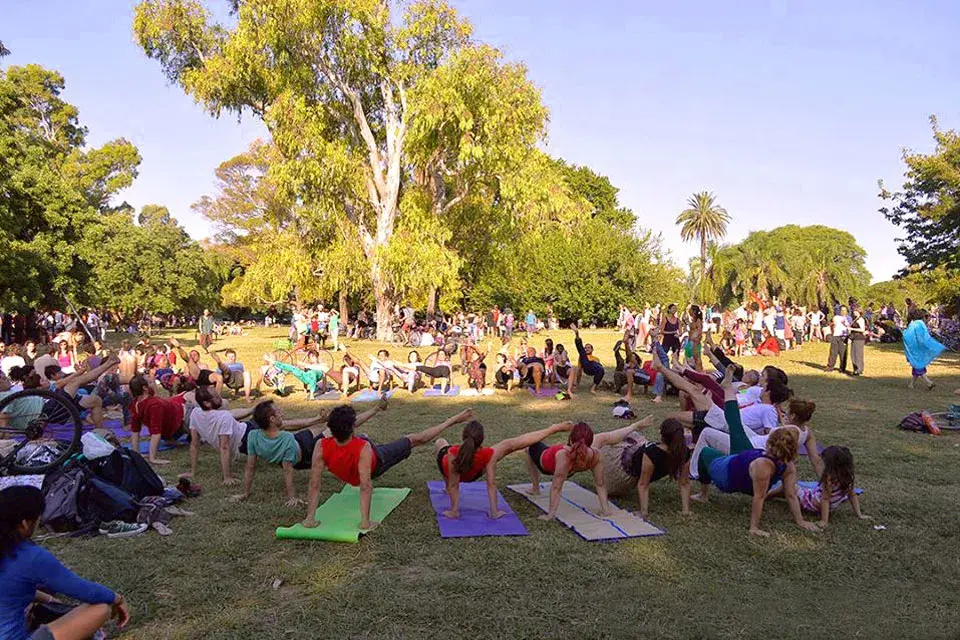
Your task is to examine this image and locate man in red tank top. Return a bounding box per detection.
[301,406,475,531]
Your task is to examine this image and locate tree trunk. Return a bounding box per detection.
[372,266,393,342]
[426,285,437,317]
[339,289,349,327]
[700,234,707,290]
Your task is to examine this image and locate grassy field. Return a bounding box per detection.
[47,327,960,639]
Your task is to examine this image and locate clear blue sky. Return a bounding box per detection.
[6,0,960,282]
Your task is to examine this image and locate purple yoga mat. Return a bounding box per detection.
[526,387,559,398]
[427,481,529,538]
[18,418,129,441]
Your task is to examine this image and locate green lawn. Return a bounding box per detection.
[48,327,960,639]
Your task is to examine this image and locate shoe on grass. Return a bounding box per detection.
[98,521,148,539]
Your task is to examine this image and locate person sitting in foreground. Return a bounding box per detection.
[232,401,377,507]
[693,366,819,537]
[597,416,691,517]
[435,420,574,519]
[301,407,474,531]
[0,486,130,640]
[523,422,615,520]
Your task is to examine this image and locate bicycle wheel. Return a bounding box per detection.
[0,389,83,475]
[314,349,335,373]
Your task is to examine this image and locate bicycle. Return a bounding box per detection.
[0,388,84,475]
[391,323,423,348]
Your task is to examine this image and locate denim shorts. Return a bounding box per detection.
[365,436,412,478]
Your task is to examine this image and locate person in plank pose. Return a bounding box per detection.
[523,422,631,521]
[434,420,575,520]
[597,416,692,518]
[301,407,475,531]
[692,366,819,537]
[232,401,381,507]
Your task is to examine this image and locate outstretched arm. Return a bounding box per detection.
[358,445,376,530]
[485,461,505,519]
[782,464,818,532]
[636,455,656,517]
[444,463,461,519]
[543,454,570,521]
[592,457,611,516]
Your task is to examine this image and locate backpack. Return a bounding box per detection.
[40,463,90,532]
[91,447,164,499]
[899,411,940,435]
[81,476,139,524]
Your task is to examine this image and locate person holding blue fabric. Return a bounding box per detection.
[693,366,819,537]
[0,486,130,640]
[903,308,945,390]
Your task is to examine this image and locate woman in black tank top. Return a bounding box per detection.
[660,303,682,353]
[626,419,691,517]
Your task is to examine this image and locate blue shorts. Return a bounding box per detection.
[362,436,412,478]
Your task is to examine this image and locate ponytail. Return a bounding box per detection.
[660,419,686,480]
[568,422,595,464]
[454,421,485,475]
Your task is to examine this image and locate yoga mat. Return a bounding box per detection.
[353,389,396,403]
[507,482,665,541]
[19,419,128,442]
[424,386,460,397]
[527,387,559,398]
[137,434,188,454]
[313,390,343,401]
[275,485,411,543]
[427,481,528,538]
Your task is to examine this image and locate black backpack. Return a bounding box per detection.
[41,462,90,532]
[91,447,164,499]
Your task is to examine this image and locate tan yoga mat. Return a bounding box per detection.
[507,481,665,541]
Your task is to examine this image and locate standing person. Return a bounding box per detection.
[197,309,214,349]
[903,309,945,390]
[659,304,682,355]
[826,305,850,373]
[503,309,515,341]
[688,305,704,371]
[849,308,867,376]
[524,310,536,339]
[750,303,764,347]
[328,310,341,351]
[807,307,823,342]
[0,486,131,640]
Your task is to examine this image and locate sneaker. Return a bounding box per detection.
[98,521,148,539]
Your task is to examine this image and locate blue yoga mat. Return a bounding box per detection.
[353,389,395,402]
[427,481,528,538]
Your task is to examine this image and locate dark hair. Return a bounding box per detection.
[129,375,151,398]
[788,399,816,425]
[544,338,554,356]
[0,486,44,559]
[8,365,30,383]
[556,344,565,354]
[253,400,275,429]
[377,349,389,358]
[44,365,61,380]
[690,305,703,322]
[659,419,686,480]
[763,365,788,386]
[224,349,236,358]
[195,385,218,410]
[821,446,855,495]
[328,405,357,441]
[453,421,485,475]
[767,381,792,405]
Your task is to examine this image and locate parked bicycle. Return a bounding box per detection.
[0,388,84,475]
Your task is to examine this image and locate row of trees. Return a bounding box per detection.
[0,60,226,320]
[133,0,685,332]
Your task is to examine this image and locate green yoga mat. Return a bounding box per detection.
[275,486,411,543]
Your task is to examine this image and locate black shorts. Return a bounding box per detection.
[294,429,318,470]
[363,436,412,479]
[692,410,708,440]
[495,369,511,387]
[436,445,452,477]
[238,421,256,456]
[527,441,551,475]
[555,364,571,378]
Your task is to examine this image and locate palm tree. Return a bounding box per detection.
[676,192,731,293]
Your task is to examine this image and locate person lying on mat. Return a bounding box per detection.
[692,366,819,537]
[597,417,692,517]
[301,407,475,531]
[0,486,130,640]
[128,374,189,466]
[186,386,259,484]
[523,422,615,520]
[232,400,375,507]
[435,420,575,520]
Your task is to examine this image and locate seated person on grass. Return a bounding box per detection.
[517,347,547,394]
[128,375,189,465]
[186,386,259,485]
[523,422,616,521]
[301,407,474,531]
[206,348,253,403]
[415,350,454,393]
[231,400,367,507]
[322,352,367,397]
[168,338,223,395]
[368,350,398,392]
[43,356,121,430]
[0,486,130,640]
[570,323,604,394]
[435,420,574,519]
[691,366,819,537]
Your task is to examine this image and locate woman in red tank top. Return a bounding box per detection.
[435,420,574,520]
[523,422,619,521]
